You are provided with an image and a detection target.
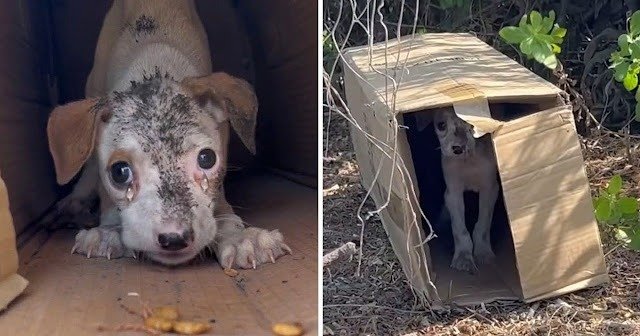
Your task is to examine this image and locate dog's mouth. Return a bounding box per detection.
[145,246,200,265]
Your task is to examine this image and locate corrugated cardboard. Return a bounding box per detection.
[342,33,608,305]
[0,172,28,312]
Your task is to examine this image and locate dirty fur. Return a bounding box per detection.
[45,0,290,268]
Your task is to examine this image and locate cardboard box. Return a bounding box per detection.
[0,1,317,334]
[341,33,608,305]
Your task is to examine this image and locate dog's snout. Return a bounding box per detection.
[452,145,464,155]
[158,231,192,251]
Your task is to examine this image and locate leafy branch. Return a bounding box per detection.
[609,10,640,121]
[593,175,640,250]
[498,10,567,70]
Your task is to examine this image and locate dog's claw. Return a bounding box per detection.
[269,251,276,264]
[71,244,78,255]
[281,243,292,255]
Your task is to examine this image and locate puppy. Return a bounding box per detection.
[418,108,499,273]
[44,0,290,268]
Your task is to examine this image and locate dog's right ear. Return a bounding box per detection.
[414,112,433,132]
[47,98,108,185]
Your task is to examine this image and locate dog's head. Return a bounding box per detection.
[47,72,257,265]
[417,108,476,158]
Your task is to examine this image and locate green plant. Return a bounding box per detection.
[609,11,640,121]
[498,10,566,70]
[593,175,640,250]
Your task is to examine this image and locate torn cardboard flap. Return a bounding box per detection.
[0,171,28,311]
[451,98,503,137]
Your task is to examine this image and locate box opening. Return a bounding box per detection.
[402,101,555,304]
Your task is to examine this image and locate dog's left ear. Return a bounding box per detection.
[182,72,258,154]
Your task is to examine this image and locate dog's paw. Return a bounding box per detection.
[72,227,127,260]
[217,227,291,269]
[451,250,477,274]
[473,242,496,265]
[40,195,99,229]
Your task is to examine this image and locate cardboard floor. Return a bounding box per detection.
[0,173,318,336]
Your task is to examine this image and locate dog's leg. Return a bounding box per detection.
[71,206,129,259]
[212,196,291,270]
[41,156,100,229]
[445,187,476,273]
[473,181,498,264]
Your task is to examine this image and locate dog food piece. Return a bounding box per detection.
[144,316,174,332]
[172,320,211,335]
[152,305,180,320]
[272,322,304,336]
[224,268,239,277]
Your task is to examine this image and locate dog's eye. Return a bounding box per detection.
[197,148,216,169]
[110,161,133,186]
[436,122,446,131]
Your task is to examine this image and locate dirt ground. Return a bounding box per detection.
[322,108,640,336]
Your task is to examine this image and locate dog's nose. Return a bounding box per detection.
[452,145,463,155]
[158,232,190,251]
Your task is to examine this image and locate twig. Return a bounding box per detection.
[323,242,357,267]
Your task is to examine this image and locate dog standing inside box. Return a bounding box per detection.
[412,105,506,275]
[44,0,290,268]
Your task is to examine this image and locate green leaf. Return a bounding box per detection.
[635,85,640,101]
[530,11,543,31]
[541,14,554,35]
[608,175,623,195]
[618,197,638,214]
[520,37,534,55]
[499,27,528,44]
[551,43,562,54]
[618,34,631,49]
[614,62,630,82]
[631,10,640,37]
[624,72,639,91]
[635,102,640,121]
[628,231,640,250]
[595,198,612,222]
[631,42,640,59]
[551,25,567,39]
[519,14,528,28]
[543,54,558,69]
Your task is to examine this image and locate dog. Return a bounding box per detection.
[44,0,290,268]
[417,107,499,273]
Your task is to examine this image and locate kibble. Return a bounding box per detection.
[272,322,304,336]
[173,320,211,335]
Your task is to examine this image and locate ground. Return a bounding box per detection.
[322,109,640,336]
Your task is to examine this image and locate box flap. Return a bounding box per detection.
[0,172,28,311]
[341,33,561,115]
[492,106,608,300]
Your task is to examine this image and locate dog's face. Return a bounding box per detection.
[99,77,230,265]
[47,72,257,265]
[433,109,476,157]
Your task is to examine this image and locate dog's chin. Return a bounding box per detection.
[145,247,200,266]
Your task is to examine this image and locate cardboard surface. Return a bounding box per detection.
[0,172,28,312]
[493,106,608,300]
[342,33,608,305]
[240,0,319,182]
[0,0,60,234]
[0,173,317,335]
[342,33,561,114]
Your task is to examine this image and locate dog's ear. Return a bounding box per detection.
[47,98,108,185]
[182,72,258,154]
[414,112,433,132]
